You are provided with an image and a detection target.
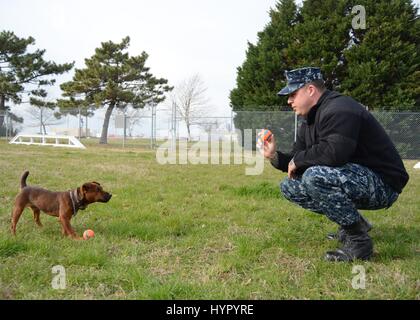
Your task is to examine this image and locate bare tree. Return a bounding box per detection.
[112,106,150,137]
[170,74,210,141]
[25,106,61,135]
[201,119,220,135]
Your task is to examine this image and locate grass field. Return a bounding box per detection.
[0,138,419,299]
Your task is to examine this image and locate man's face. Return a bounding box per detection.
[287,84,315,116]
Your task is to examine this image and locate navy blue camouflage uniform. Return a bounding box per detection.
[273,68,409,227]
[280,163,399,226]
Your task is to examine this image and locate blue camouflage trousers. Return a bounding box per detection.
[280,163,399,227]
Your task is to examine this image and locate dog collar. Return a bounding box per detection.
[69,190,78,217]
[69,189,86,216]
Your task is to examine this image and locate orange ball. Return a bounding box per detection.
[83,229,95,240]
[256,129,273,149]
[260,129,273,142]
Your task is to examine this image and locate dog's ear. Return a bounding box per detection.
[82,183,92,193]
[77,187,84,200]
[92,181,101,186]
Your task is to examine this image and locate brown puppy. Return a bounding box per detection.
[11,171,112,239]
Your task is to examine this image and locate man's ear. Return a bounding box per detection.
[308,84,317,97]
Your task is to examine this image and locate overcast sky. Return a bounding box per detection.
[1,0,282,116]
[2,0,419,117]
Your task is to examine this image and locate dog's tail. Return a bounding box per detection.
[20,171,29,189]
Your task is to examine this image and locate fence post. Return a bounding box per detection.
[40,107,43,135]
[8,111,11,140]
[151,104,156,149]
[78,107,82,139]
[171,102,177,152]
[5,112,8,140]
[123,111,126,148]
[231,110,233,133]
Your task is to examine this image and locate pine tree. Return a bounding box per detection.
[59,36,173,144]
[229,0,419,111]
[342,0,420,110]
[0,30,74,129]
[230,0,299,111]
[290,0,353,90]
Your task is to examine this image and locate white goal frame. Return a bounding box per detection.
[9,134,86,149]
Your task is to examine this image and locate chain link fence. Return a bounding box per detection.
[1,106,419,159]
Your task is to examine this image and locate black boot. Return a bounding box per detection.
[325,219,373,262]
[326,215,372,243]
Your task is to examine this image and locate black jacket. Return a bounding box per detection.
[271,90,409,193]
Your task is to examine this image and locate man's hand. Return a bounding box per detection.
[262,134,276,159]
[288,158,297,179]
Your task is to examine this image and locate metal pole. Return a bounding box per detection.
[151,105,156,149]
[294,112,298,142]
[5,112,8,140]
[154,105,157,148]
[150,106,153,149]
[78,107,81,139]
[123,111,126,148]
[40,108,43,135]
[171,102,176,152]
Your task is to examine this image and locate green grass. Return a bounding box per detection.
[0,138,419,299]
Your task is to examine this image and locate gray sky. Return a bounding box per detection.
[2,0,419,117]
[1,0,279,116]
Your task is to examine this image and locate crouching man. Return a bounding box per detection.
[263,67,409,262]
